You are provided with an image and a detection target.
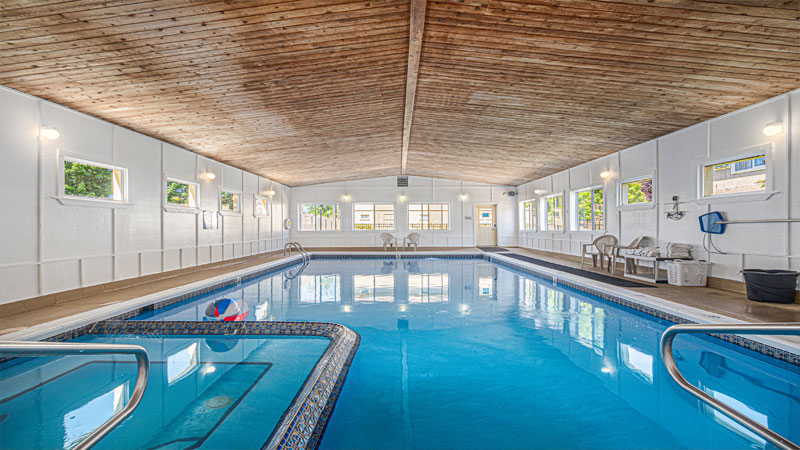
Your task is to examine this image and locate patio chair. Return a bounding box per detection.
[610,236,647,274]
[580,235,618,271]
[405,232,421,251]
[380,232,397,251]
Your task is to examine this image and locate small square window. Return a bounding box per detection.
[166,179,198,208]
[541,195,563,231]
[519,200,536,230]
[255,196,271,216]
[299,204,341,231]
[573,187,604,231]
[63,158,125,202]
[703,154,766,197]
[220,190,241,212]
[620,177,653,206]
[408,203,449,230]
[354,203,395,230]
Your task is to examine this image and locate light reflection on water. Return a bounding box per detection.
[137,258,799,450]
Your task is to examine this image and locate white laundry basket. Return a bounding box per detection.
[667,260,710,287]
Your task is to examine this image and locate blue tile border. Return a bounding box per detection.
[84,320,360,450]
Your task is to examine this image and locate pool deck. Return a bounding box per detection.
[1,246,798,338]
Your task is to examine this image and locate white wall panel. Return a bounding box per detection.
[518,89,799,287]
[0,88,39,266]
[0,86,290,305]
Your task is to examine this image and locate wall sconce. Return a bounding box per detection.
[265,189,276,196]
[205,171,216,180]
[600,171,611,179]
[534,189,546,195]
[399,194,407,202]
[342,194,351,201]
[40,127,60,140]
[460,193,467,200]
[762,121,783,137]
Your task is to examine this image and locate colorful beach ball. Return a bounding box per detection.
[204,298,249,321]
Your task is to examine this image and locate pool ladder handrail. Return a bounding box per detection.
[0,340,150,450]
[284,241,309,264]
[660,323,800,450]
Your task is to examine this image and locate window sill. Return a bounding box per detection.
[254,214,270,218]
[55,197,131,208]
[616,203,655,211]
[696,191,776,205]
[164,206,200,214]
[219,210,242,217]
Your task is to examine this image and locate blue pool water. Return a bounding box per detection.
[133,257,800,450]
[0,335,328,449]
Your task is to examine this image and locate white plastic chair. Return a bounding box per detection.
[405,232,421,251]
[581,235,618,271]
[380,233,397,251]
[610,236,647,274]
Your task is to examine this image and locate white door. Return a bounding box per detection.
[476,205,498,246]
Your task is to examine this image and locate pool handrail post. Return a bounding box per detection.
[659,322,800,450]
[0,340,150,450]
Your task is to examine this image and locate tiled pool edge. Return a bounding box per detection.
[86,320,360,450]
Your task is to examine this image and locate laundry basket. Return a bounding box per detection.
[667,260,710,287]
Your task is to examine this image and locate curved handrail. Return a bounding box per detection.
[0,341,150,450]
[660,323,800,450]
[284,242,309,264]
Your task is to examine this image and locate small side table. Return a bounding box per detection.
[623,255,690,284]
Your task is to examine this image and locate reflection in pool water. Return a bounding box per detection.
[136,258,800,450]
[0,335,328,450]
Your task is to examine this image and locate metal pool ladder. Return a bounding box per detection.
[0,341,150,450]
[660,323,800,450]
[284,241,309,264]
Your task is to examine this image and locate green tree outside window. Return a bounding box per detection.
[64,161,114,199]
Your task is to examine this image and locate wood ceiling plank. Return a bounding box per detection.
[1,0,796,186]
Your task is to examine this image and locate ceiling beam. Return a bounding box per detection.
[400,0,427,174]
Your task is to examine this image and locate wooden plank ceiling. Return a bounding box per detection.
[1,0,798,186]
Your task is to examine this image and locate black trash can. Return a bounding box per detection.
[742,270,799,304]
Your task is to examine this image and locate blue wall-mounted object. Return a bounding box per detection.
[699,211,726,234]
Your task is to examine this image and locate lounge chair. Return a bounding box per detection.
[581,235,618,271]
[405,232,421,251]
[380,232,397,251]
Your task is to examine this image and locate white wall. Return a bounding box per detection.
[0,86,290,305]
[289,176,517,248]
[517,89,799,285]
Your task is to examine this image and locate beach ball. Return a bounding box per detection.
[203,298,249,321]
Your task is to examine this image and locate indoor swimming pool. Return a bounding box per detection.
[0,335,329,450]
[129,257,799,450]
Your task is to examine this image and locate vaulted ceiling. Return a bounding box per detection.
[1,0,798,186]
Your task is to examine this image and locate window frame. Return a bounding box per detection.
[352,202,397,231]
[164,176,200,213]
[698,144,773,201]
[297,203,342,232]
[57,154,129,207]
[570,186,605,232]
[407,202,451,231]
[219,188,242,215]
[540,193,565,232]
[254,195,271,217]
[617,175,655,209]
[519,199,537,231]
